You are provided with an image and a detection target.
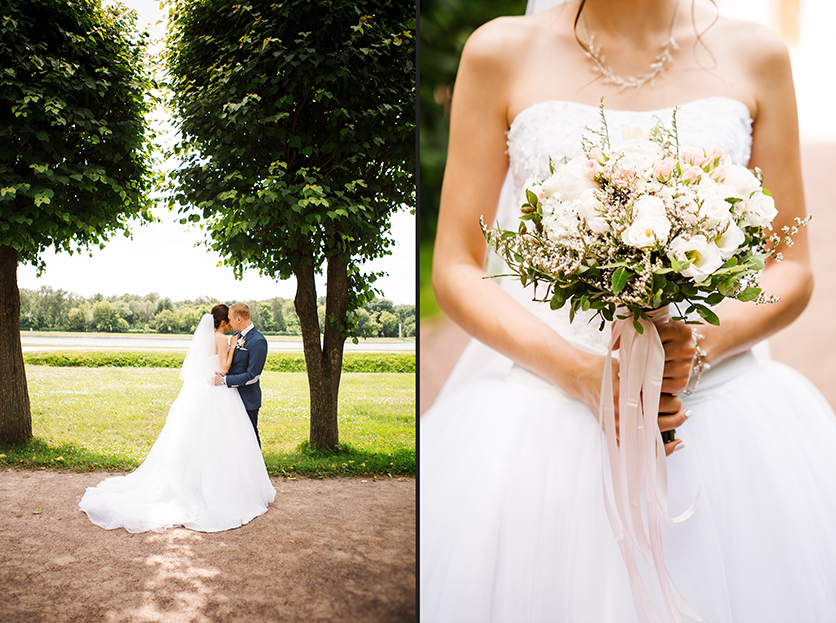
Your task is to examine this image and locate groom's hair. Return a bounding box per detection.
[229,303,250,320]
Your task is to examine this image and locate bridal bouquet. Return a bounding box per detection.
[482,103,807,623]
[482,105,805,332]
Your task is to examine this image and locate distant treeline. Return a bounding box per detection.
[19,288,416,338]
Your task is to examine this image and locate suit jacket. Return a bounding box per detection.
[225,326,268,411]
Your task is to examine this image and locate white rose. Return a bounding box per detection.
[714,222,746,260]
[621,123,645,141]
[574,189,609,234]
[621,217,671,248]
[722,164,761,199]
[540,174,561,198]
[633,194,667,220]
[698,194,733,227]
[668,235,724,281]
[543,158,599,202]
[620,195,671,248]
[741,191,777,228]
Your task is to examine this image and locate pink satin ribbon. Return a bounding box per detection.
[599,307,702,623]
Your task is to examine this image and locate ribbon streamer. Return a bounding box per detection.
[598,306,702,623]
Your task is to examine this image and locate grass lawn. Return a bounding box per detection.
[0,366,414,478]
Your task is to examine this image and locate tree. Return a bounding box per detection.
[0,0,155,443]
[65,306,88,332]
[378,310,399,337]
[92,301,119,333]
[166,0,415,447]
[154,309,176,334]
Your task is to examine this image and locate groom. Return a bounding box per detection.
[215,303,268,447]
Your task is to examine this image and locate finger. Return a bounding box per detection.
[661,375,690,395]
[658,393,683,415]
[658,408,692,432]
[664,440,685,457]
[657,321,691,344]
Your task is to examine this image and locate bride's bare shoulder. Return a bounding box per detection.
[460,13,557,74]
[707,16,790,70]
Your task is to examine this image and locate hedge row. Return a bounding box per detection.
[23,350,415,374]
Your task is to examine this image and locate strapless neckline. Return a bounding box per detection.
[509,96,753,132]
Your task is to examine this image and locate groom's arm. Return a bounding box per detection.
[225,335,268,388]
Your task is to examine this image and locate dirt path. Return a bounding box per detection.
[0,470,415,623]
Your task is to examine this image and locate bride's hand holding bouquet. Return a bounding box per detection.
[482,102,808,620]
[483,102,805,452]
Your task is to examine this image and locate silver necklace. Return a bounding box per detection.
[581,2,680,92]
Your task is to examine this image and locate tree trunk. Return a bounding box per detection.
[294,257,347,449]
[0,246,32,444]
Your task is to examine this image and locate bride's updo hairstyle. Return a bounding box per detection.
[211,304,230,329]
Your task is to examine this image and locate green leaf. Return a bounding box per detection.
[612,267,630,295]
[737,287,761,302]
[694,304,720,325]
[525,188,539,208]
[705,292,724,306]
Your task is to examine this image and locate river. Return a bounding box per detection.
[20,333,414,353]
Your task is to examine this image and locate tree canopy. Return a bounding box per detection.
[0,0,156,270]
[165,0,414,304]
[165,0,415,448]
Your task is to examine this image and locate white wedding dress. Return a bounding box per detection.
[420,98,836,622]
[79,314,276,533]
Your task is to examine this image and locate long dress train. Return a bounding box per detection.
[79,314,276,533]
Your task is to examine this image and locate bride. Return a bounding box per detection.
[420,0,836,621]
[79,304,276,533]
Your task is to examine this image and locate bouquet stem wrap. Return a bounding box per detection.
[599,306,702,623]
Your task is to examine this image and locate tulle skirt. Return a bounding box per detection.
[420,350,836,622]
[80,382,275,533]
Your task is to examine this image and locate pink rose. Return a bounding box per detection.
[681,165,702,185]
[680,150,707,167]
[610,169,637,189]
[581,159,602,181]
[703,145,724,167]
[589,147,605,164]
[653,157,676,182]
[709,166,727,183]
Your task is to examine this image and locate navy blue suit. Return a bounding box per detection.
[225,326,268,446]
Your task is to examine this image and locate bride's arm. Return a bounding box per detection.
[698,27,813,366]
[433,21,689,453]
[216,332,237,374]
[433,23,621,413]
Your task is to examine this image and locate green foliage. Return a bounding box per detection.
[419,0,526,242]
[23,350,416,373]
[0,367,414,477]
[91,300,119,332]
[18,288,415,336]
[0,0,157,270]
[165,0,415,325]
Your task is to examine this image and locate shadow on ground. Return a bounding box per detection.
[0,471,415,623]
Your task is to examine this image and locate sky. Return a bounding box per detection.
[16,0,416,305]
